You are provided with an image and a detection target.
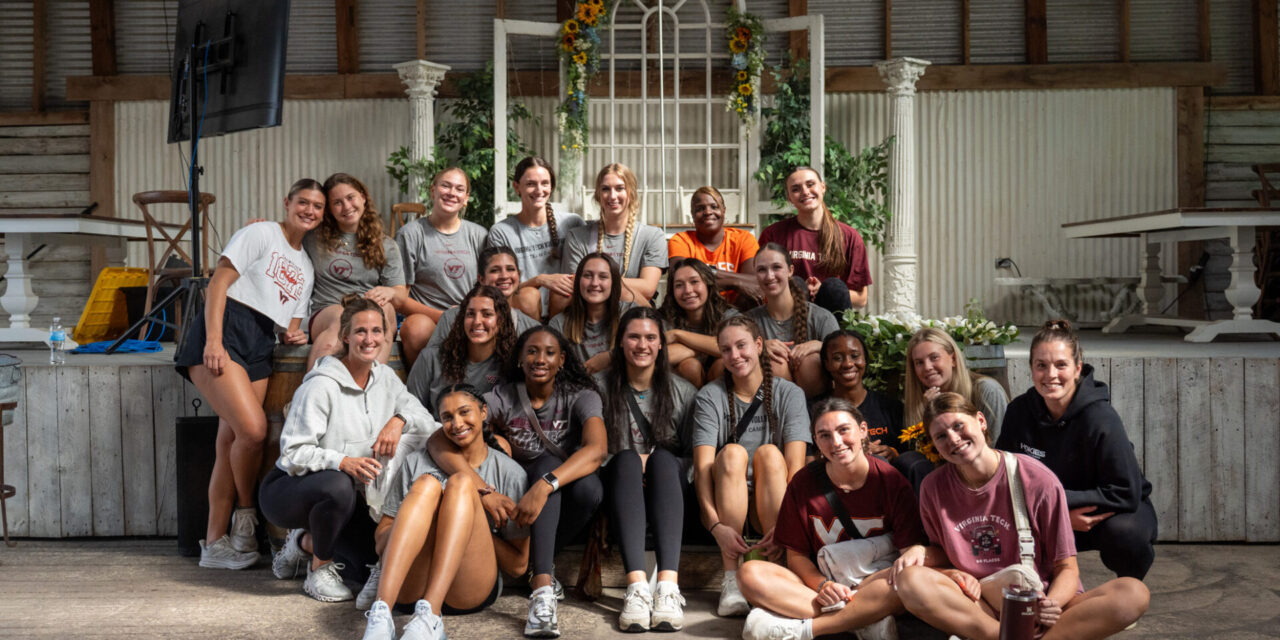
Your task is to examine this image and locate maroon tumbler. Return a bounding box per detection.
[998,585,1038,640]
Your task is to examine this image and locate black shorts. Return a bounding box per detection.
[393,572,503,616]
[174,298,277,382]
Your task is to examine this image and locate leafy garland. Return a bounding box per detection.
[557,0,611,158]
[725,7,765,132]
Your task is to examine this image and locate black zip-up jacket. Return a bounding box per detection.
[997,364,1152,513]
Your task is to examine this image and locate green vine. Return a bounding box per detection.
[556,0,611,160]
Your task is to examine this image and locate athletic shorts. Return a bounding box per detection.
[174,298,277,382]
[394,572,503,616]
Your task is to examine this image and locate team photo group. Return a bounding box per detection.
[175,156,1155,640]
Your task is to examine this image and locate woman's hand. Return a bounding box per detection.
[539,273,576,298]
[752,526,784,561]
[763,339,792,364]
[1037,595,1063,627]
[806,276,822,299]
[514,481,553,528]
[736,279,765,305]
[339,456,382,485]
[889,544,926,587]
[867,439,898,460]
[1069,506,1115,532]
[940,569,981,601]
[373,418,403,458]
[281,328,308,345]
[203,339,229,376]
[364,286,395,307]
[814,579,854,609]
[789,340,821,366]
[482,491,517,530]
[709,522,749,560]
[923,386,942,402]
[584,351,612,374]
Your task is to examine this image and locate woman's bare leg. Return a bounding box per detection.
[398,314,436,369]
[1044,578,1149,640]
[676,357,705,388]
[707,358,726,382]
[770,354,794,381]
[792,352,826,397]
[738,561,904,634]
[306,305,344,370]
[511,288,542,322]
[189,363,269,543]
[378,301,397,363]
[424,473,499,612]
[752,444,788,532]
[896,566,999,640]
[713,444,750,571]
[378,475,444,606]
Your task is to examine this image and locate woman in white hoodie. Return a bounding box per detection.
[259,295,435,603]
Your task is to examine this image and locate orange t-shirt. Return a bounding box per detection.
[667,227,760,302]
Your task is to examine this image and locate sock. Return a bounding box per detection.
[800,618,814,640]
[532,585,555,598]
[723,569,737,583]
[626,581,651,595]
[656,580,679,595]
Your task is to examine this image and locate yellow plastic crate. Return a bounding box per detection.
[73,267,149,343]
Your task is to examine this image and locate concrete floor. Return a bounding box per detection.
[0,540,1277,639]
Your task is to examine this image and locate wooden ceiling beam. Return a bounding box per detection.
[789,0,808,62]
[335,0,359,74]
[1254,0,1279,94]
[1025,0,1047,64]
[88,0,117,76]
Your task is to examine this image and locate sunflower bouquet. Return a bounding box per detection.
[557,0,610,158]
[725,6,765,132]
[898,422,942,464]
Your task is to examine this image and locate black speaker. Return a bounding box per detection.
[176,415,219,557]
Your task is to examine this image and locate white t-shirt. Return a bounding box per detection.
[222,221,315,329]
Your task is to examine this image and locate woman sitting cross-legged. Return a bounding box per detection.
[592,307,698,632]
[261,295,436,602]
[690,315,812,617]
[659,258,737,386]
[745,243,841,398]
[426,326,606,638]
[892,392,1150,640]
[423,246,541,354]
[737,397,927,640]
[406,284,516,413]
[361,384,531,640]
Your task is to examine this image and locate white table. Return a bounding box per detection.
[0,215,157,343]
[1062,207,1280,342]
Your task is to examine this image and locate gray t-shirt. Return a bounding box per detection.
[484,383,603,464]
[396,217,488,309]
[591,371,698,455]
[406,347,505,412]
[383,446,529,540]
[661,306,740,335]
[690,377,811,465]
[487,211,586,307]
[304,231,406,313]
[548,301,636,363]
[560,221,668,279]
[426,304,541,352]
[746,302,840,343]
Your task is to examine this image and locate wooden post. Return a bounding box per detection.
[790,0,809,61]
[88,0,117,76]
[1025,0,1047,64]
[1177,86,1206,318]
[416,0,427,59]
[884,0,893,59]
[32,0,46,111]
[1254,0,1279,94]
[1119,0,1130,63]
[336,0,359,74]
[961,0,971,65]
[556,0,574,21]
[1198,0,1211,62]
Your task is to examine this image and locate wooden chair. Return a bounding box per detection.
[132,191,216,333]
[391,202,426,234]
[1251,165,1280,319]
[1,401,17,546]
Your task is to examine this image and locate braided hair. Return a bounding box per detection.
[561,252,623,346]
[758,242,811,344]
[513,156,563,260]
[601,307,679,454]
[717,315,781,449]
[506,325,598,396]
[434,383,504,451]
[593,163,640,275]
[786,166,848,277]
[320,172,388,270]
[659,258,730,334]
[440,284,517,383]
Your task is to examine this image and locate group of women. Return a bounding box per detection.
[175,157,1154,640]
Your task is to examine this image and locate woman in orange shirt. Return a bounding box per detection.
[667,187,761,307]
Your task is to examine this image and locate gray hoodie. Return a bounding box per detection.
[277,355,437,475]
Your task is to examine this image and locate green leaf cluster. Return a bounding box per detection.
[753,58,893,250]
[385,63,538,229]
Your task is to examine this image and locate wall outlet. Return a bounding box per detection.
[995,258,1013,269]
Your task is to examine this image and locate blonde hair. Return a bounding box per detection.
[904,327,980,426]
[593,163,640,274]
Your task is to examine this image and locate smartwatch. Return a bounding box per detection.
[541,472,560,492]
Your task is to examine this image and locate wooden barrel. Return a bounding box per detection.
[965,344,1010,396]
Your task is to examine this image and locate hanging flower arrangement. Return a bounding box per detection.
[725,6,765,133]
[557,0,611,158]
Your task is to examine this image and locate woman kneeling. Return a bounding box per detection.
[892,393,1149,640]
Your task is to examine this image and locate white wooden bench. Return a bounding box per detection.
[996,275,1186,325]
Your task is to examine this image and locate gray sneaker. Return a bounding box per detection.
[272,528,309,580]
[717,571,750,617]
[198,535,259,570]
[618,585,652,632]
[524,586,560,638]
[229,507,258,553]
[356,562,383,611]
[742,608,806,640]
[402,599,446,640]
[304,561,354,603]
[362,599,396,640]
[855,615,898,640]
[650,582,686,632]
[552,576,565,601]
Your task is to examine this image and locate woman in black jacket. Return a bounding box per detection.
[997,319,1157,579]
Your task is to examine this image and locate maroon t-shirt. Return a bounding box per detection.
[759,216,872,291]
[774,457,927,561]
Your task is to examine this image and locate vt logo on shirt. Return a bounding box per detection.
[266,252,306,303]
[811,515,885,545]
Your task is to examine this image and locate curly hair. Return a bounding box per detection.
[513,156,563,260]
[440,284,516,383]
[717,314,781,449]
[757,242,811,344]
[601,307,679,454]
[506,325,598,396]
[319,173,388,270]
[787,166,847,277]
[659,258,730,335]
[593,163,640,274]
[561,252,623,346]
[434,383,505,451]
[334,293,386,358]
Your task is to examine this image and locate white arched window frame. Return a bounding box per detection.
[492,4,824,231]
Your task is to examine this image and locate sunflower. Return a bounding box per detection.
[736,70,748,82]
[561,33,577,51]
[738,83,752,96]
[573,51,588,65]
[577,3,597,25]
[564,19,580,34]
[589,0,603,6]
[736,26,752,41]
[729,37,747,53]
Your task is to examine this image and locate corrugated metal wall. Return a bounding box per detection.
[115,0,178,75]
[812,0,884,65]
[891,0,963,64]
[1130,0,1199,62]
[969,0,1023,63]
[358,0,417,73]
[45,0,93,109]
[1047,0,1120,63]
[1211,0,1254,94]
[0,1,34,111]
[287,0,337,74]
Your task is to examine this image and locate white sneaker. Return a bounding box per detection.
[272,528,309,580]
[402,599,446,640]
[618,583,652,632]
[229,507,258,553]
[650,581,686,632]
[198,535,259,570]
[524,586,560,638]
[362,600,397,640]
[742,607,808,640]
[855,615,899,640]
[717,570,750,617]
[304,561,354,603]
[356,562,383,611]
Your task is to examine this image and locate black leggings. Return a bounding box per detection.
[603,448,686,574]
[259,467,376,563]
[1073,499,1158,580]
[525,454,603,577]
[791,275,853,314]
[891,451,939,495]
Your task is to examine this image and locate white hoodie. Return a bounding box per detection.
[277,355,437,475]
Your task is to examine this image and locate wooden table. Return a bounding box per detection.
[1062,207,1280,342]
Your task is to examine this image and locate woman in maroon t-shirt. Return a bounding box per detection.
[758,167,872,312]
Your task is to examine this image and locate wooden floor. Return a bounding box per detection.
[0,540,1277,639]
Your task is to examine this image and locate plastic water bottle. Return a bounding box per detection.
[49,317,66,365]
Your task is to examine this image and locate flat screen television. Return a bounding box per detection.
[167,0,290,144]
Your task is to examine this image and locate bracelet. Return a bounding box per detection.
[817,579,832,591]
[708,521,722,534]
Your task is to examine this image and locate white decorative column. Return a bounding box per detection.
[394,60,451,198]
[875,57,929,315]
